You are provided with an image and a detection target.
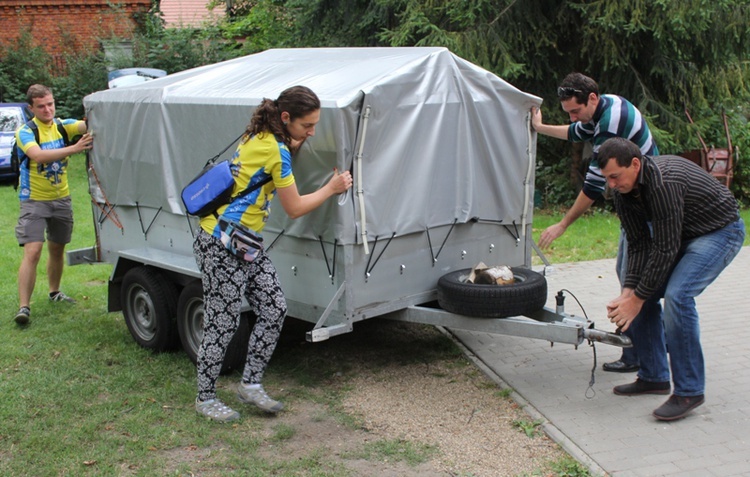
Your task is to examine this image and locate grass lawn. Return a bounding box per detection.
[532,207,750,265]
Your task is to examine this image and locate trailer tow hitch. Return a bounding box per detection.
[555,290,632,348]
[582,328,632,348]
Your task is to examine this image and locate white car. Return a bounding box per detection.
[107,68,167,89]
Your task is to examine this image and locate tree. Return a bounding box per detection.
[285,0,399,47]
[370,0,750,201]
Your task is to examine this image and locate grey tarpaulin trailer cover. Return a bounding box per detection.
[75,47,629,362]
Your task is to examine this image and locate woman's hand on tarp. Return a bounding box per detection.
[328,168,353,194]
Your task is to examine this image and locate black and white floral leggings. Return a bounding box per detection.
[193,230,287,402]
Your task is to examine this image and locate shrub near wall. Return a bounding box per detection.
[0,32,52,103]
[0,0,151,66]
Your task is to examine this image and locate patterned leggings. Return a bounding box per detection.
[193,230,287,402]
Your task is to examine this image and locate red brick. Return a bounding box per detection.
[0,0,152,62]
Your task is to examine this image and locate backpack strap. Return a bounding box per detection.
[204,131,246,167]
[27,118,70,146]
[22,119,73,175]
[212,175,273,218]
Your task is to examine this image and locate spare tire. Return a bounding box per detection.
[437,267,547,318]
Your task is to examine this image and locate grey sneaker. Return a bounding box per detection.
[50,291,76,304]
[15,307,30,326]
[195,398,240,422]
[237,383,284,413]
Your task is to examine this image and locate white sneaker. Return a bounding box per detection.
[237,383,284,413]
[195,398,240,422]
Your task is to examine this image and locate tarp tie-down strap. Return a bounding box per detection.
[88,160,123,230]
[364,232,396,280]
[266,229,285,252]
[318,236,338,282]
[502,220,521,244]
[135,202,163,238]
[426,218,458,266]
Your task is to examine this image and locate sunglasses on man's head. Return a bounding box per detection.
[557,86,583,98]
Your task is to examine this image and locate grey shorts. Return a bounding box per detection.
[15,196,74,246]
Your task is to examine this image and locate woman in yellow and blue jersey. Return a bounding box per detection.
[193,86,352,422]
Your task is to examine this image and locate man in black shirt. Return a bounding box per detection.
[598,137,745,421]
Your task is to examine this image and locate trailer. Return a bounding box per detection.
[72,47,629,369]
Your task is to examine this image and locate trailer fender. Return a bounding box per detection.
[437,267,547,318]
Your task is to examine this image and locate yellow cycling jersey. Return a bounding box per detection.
[200,132,295,236]
[16,117,83,201]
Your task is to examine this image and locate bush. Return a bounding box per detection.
[0,8,235,119]
[0,32,52,103]
[51,51,109,119]
[128,8,235,74]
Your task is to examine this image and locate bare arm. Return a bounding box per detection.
[26,130,93,165]
[538,191,595,248]
[530,106,569,140]
[276,168,352,219]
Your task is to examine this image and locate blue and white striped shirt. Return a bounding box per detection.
[568,94,658,200]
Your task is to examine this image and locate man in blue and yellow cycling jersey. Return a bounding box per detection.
[13,84,93,326]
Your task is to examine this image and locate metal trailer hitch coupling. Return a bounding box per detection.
[582,328,632,347]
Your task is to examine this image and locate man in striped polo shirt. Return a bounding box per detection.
[532,72,659,374]
[599,137,745,421]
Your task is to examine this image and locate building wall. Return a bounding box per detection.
[160,0,223,28]
[0,0,152,67]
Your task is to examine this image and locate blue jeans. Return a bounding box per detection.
[632,219,745,396]
[615,230,639,365]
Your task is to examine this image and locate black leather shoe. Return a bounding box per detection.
[653,394,705,421]
[603,360,639,373]
[613,378,671,396]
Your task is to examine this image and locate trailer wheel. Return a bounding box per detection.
[437,267,547,318]
[121,266,179,352]
[176,280,252,374]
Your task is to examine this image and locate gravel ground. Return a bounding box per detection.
[253,318,573,476]
[340,331,566,476]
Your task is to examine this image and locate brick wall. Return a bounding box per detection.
[0,0,152,68]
